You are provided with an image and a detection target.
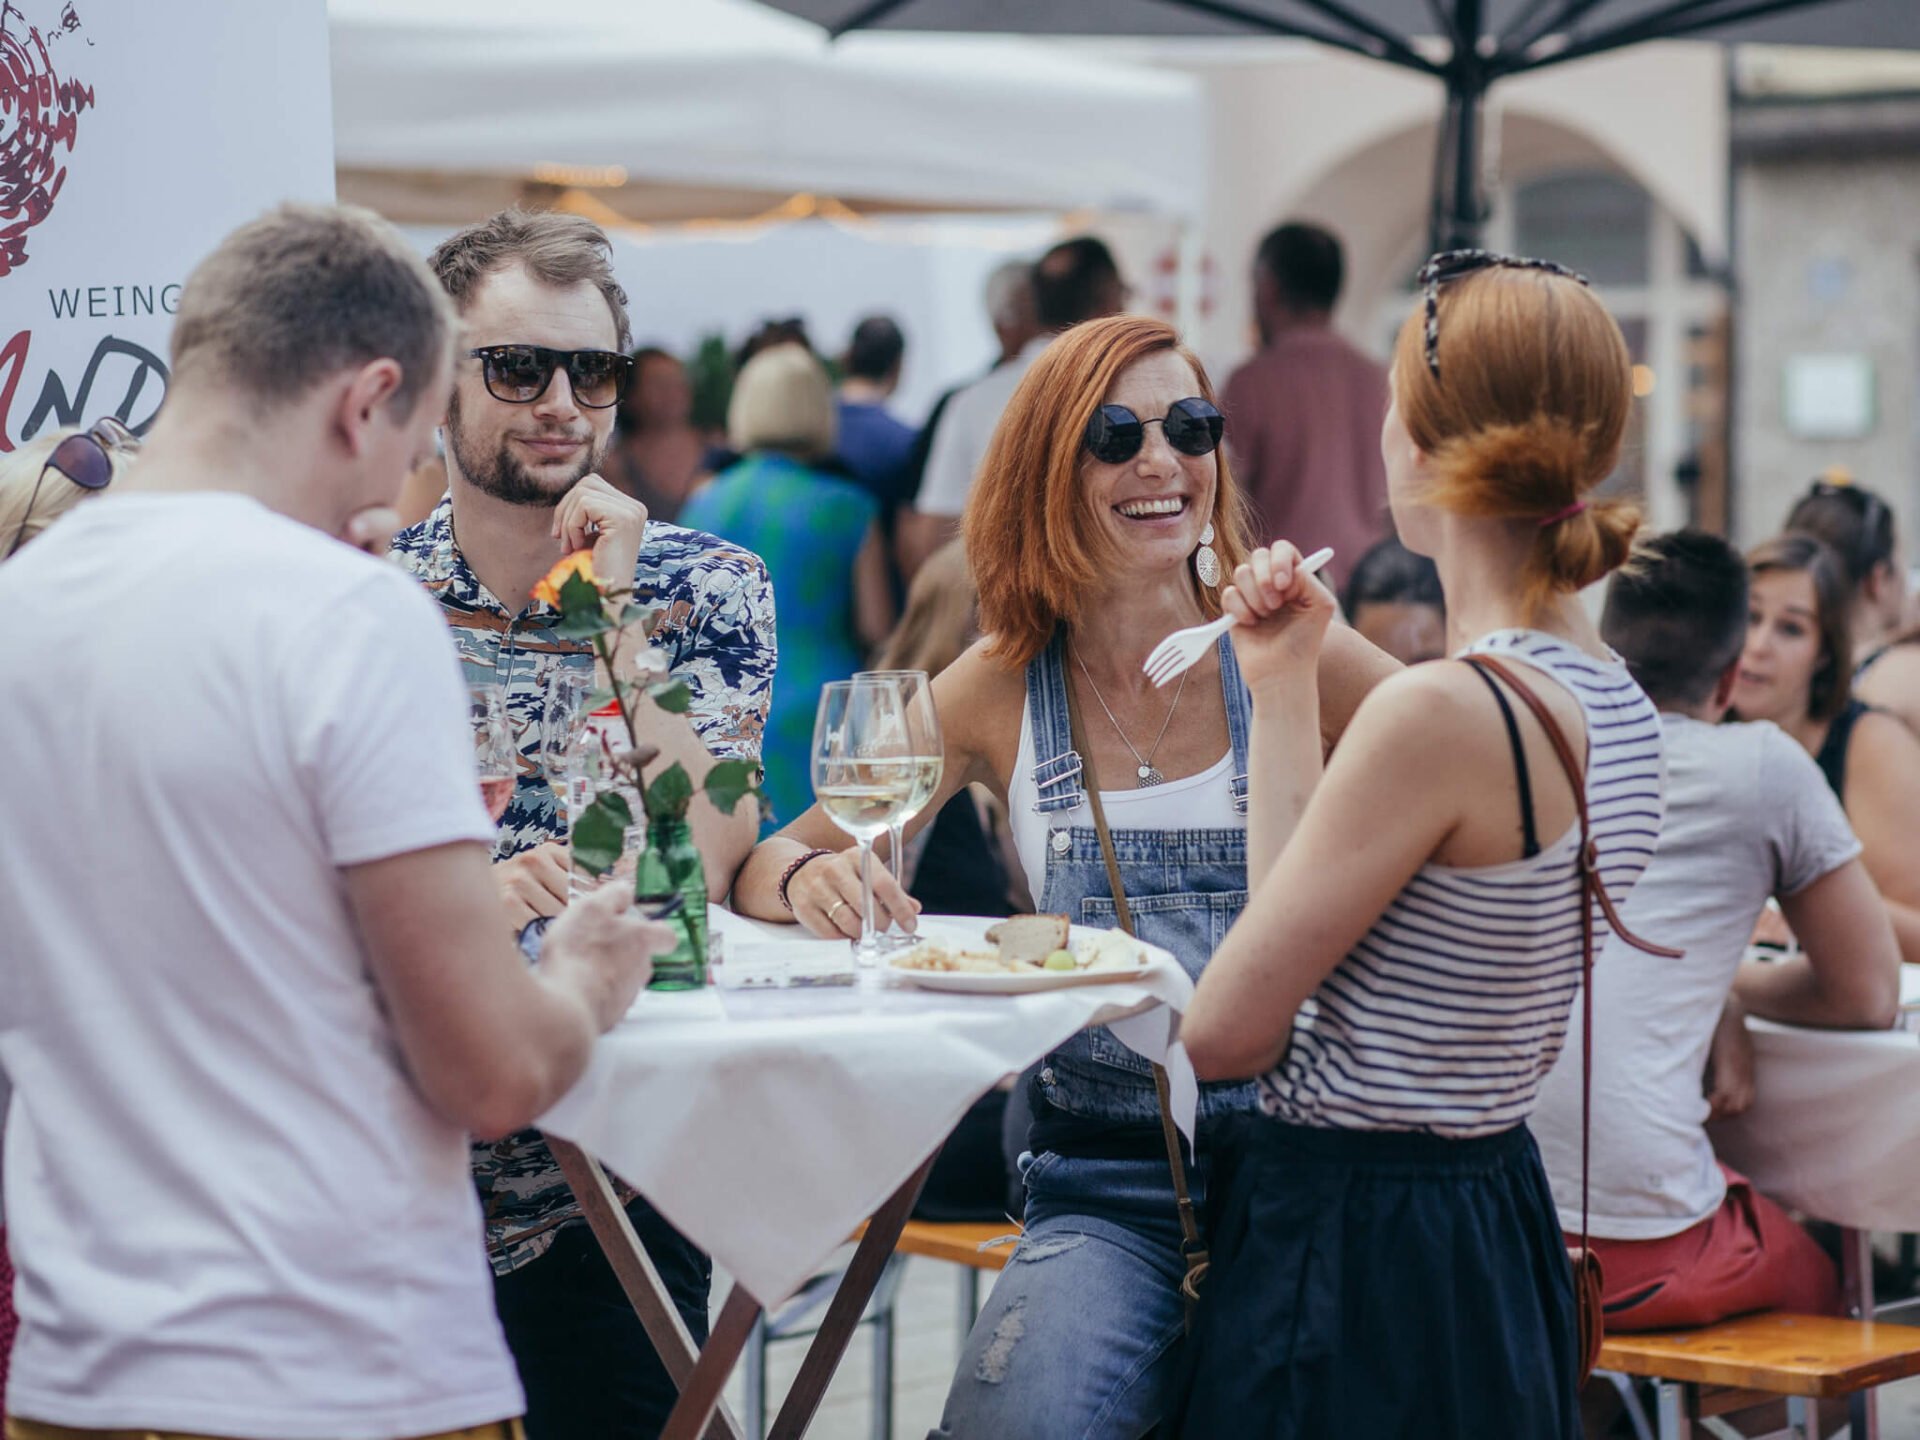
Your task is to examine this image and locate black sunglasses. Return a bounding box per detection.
[6,417,133,559]
[1417,249,1590,380]
[470,346,635,410]
[1083,398,1224,465]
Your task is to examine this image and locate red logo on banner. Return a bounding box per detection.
[0,1,97,277]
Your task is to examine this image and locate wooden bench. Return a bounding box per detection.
[1598,1312,1920,1438]
[856,1217,1022,1330]
[887,1219,1022,1270]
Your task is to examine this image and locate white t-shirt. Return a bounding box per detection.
[0,494,521,1438]
[1531,715,1861,1239]
[915,336,1052,518]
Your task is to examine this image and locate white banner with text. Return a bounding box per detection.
[0,0,334,450]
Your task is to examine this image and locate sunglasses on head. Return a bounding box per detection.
[6,417,134,560]
[1806,477,1893,571]
[1083,397,1224,465]
[1416,249,1590,381]
[470,345,634,410]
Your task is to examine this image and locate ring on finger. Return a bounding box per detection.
[827,898,851,921]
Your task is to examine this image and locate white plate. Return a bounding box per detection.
[887,923,1165,994]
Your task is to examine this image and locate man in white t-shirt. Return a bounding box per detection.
[0,206,670,1440]
[896,235,1128,578]
[1532,529,1900,1332]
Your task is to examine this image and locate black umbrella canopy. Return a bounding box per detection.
[759,0,1920,248]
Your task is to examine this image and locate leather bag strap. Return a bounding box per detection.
[1460,654,1681,1305]
[1062,652,1209,1330]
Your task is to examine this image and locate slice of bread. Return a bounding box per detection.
[984,913,1071,966]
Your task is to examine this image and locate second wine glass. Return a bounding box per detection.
[469,682,517,824]
[812,677,916,967]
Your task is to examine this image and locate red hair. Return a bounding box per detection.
[1391,267,1640,616]
[965,316,1250,668]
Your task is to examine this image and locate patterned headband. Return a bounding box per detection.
[1417,249,1590,380]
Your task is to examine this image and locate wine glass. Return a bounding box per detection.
[856,669,944,948]
[542,665,594,831]
[812,677,915,967]
[469,683,517,824]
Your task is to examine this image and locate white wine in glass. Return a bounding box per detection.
[855,670,945,949]
[813,679,915,966]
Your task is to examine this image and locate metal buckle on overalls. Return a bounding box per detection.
[1032,750,1085,814]
[1230,773,1250,815]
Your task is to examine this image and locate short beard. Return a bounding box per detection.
[445,389,605,510]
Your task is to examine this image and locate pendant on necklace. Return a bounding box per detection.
[1136,764,1166,787]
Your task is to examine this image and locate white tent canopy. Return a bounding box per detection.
[328,0,1208,219]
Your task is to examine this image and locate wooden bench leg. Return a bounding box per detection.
[1841,1227,1881,1440]
[957,1267,979,1339]
[1654,1380,1694,1440]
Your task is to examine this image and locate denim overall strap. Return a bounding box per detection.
[1217,634,1253,816]
[1026,629,1085,816]
[1027,624,1259,1131]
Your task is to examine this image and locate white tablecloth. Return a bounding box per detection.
[1706,967,1920,1233]
[536,909,1196,1306]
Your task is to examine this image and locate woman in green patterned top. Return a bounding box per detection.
[680,343,896,829]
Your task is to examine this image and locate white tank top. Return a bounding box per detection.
[1007,701,1244,908]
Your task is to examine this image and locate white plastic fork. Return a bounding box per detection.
[1142,546,1335,688]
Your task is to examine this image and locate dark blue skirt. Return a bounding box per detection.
[1175,1117,1578,1439]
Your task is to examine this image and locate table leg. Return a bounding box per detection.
[766,1150,940,1440]
[659,1286,763,1440]
[547,1135,746,1440]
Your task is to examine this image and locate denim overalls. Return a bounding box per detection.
[929,629,1257,1440]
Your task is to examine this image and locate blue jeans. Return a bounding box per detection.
[929,1150,1208,1440]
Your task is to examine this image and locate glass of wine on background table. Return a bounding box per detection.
[812,677,916,968]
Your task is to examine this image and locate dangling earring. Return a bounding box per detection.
[1195,522,1221,587]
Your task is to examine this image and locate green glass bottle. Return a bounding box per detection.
[639,814,707,990]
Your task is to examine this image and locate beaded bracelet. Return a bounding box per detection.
[777,848,836,913]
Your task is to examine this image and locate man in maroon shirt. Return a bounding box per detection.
[1221,222,1390,588]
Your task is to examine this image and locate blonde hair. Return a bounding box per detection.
[877,540,977,679]
[966,315,1251,668]
[727,345,836,461]
[1390,266,1639,615]
[0,427,137,555]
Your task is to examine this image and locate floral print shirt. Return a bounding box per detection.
[391,496,775,1272]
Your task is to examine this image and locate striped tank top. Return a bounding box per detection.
[1257,629,1666,1138]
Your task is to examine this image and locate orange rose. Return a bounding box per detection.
[532,550,598,609]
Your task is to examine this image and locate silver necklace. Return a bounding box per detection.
[1073,647,1189,787]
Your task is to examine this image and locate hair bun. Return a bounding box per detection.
[1427,416,1638,606]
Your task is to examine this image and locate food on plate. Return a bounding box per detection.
[984,913,1070,964]
[891,915,1148,976]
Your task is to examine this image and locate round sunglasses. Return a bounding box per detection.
[1083,397,1224,465]
[6,417,134,560]
[470,345,635,411]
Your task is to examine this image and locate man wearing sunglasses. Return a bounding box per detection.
[391,208,775,1440]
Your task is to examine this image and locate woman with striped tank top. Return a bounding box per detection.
[1176,254,1667,1437]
